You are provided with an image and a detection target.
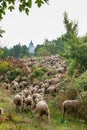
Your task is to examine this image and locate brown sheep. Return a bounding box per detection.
[62,99,80,119]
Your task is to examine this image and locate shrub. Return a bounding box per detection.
[40,67,49,73]
[73,71,87,91]
[78,91,87,121]
[30,67,44,81]
[0,61,10,75]
[7,68,24,81]
[67,59,78,76]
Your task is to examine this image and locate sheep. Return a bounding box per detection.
[46,86,57,96]
[32,93,43,102]
[25,95,33,111]
[35,100,50,123]
[37,88,45,94]
[21,89,31,98]
[12,80,19,92]
[0,108,4,115]
[32,93,43,108]
[62,99,80,119]
[19,81,27,89]
[13,94,25,112]
[3,82,10,90]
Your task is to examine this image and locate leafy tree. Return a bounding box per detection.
[0,48,4,56]
[21,45,29,57]
[40,39,57,55]
[56,37,65,53]
[9,43,30,58]
[10,43,22,58]
[63,12,78,36]
[35,44,44,55]
[35,38,65,56]
[61,12,87,75]
[36,47,50,56]
[80,34,87,43]
[0,47,10,58]
[0,0,49,20]
[0,27,5,37]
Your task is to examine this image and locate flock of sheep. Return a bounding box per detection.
[0,55,81,123]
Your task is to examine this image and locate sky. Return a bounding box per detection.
[0,0,87,48]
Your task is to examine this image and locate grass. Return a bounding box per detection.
[0,87,87,130]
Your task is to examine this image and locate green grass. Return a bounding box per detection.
[0,87,87,130]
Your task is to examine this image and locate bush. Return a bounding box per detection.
[67,59,78,76]
[7,68,24,81]
[0,61,10,75]
[73,71,87,91]
[40,67,49,73]
[78,91,87,121]
[30,67,44,81]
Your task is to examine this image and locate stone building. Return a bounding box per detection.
[29,40,35,54]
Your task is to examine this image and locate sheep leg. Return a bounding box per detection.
[19,105,22,112]
[47,113,50,124]
[39,112,43,121]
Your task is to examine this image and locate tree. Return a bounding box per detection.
[61,12,87,75]
[0,0,49,20]
[36,47,50,56]
[63,12,78,36]
[35,44,44,55]
[0,47,10,58]
[0,27,5,37]
[21,45,29,57]
[10,43,22,58]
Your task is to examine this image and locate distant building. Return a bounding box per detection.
[29,40,35,54]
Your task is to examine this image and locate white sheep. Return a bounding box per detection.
[46,86,57,96]
[62,99,80,119]
[3,82,10,90]
[21,89,31,98]
[0,108,4,115]
[25,95,33,111]
[32,93,43,101]
[35,100,50,123]
[14,94,25,112]
[12,80,19,92]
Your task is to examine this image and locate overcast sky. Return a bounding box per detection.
[0,0,87,48]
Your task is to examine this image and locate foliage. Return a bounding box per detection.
[7,67,23,81]
[35,44,44,54]
[0,27,5,37]
[35,47,51,56]
[0,47,10,58]
[10,43,23,58]
[35,38,65,56]
[0,0,49,20]
[67,59,78,76]
[59,12,87,75]
[0,48,4,56]
[63,11,78,36]
[40,66,49,73]
[80,34,87,43]
[72,71,87,91]
[0,61,10,75]
[44,39,57,55]
[0,43,29,58]
[62,34,87,74]
[30,66,44,80]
